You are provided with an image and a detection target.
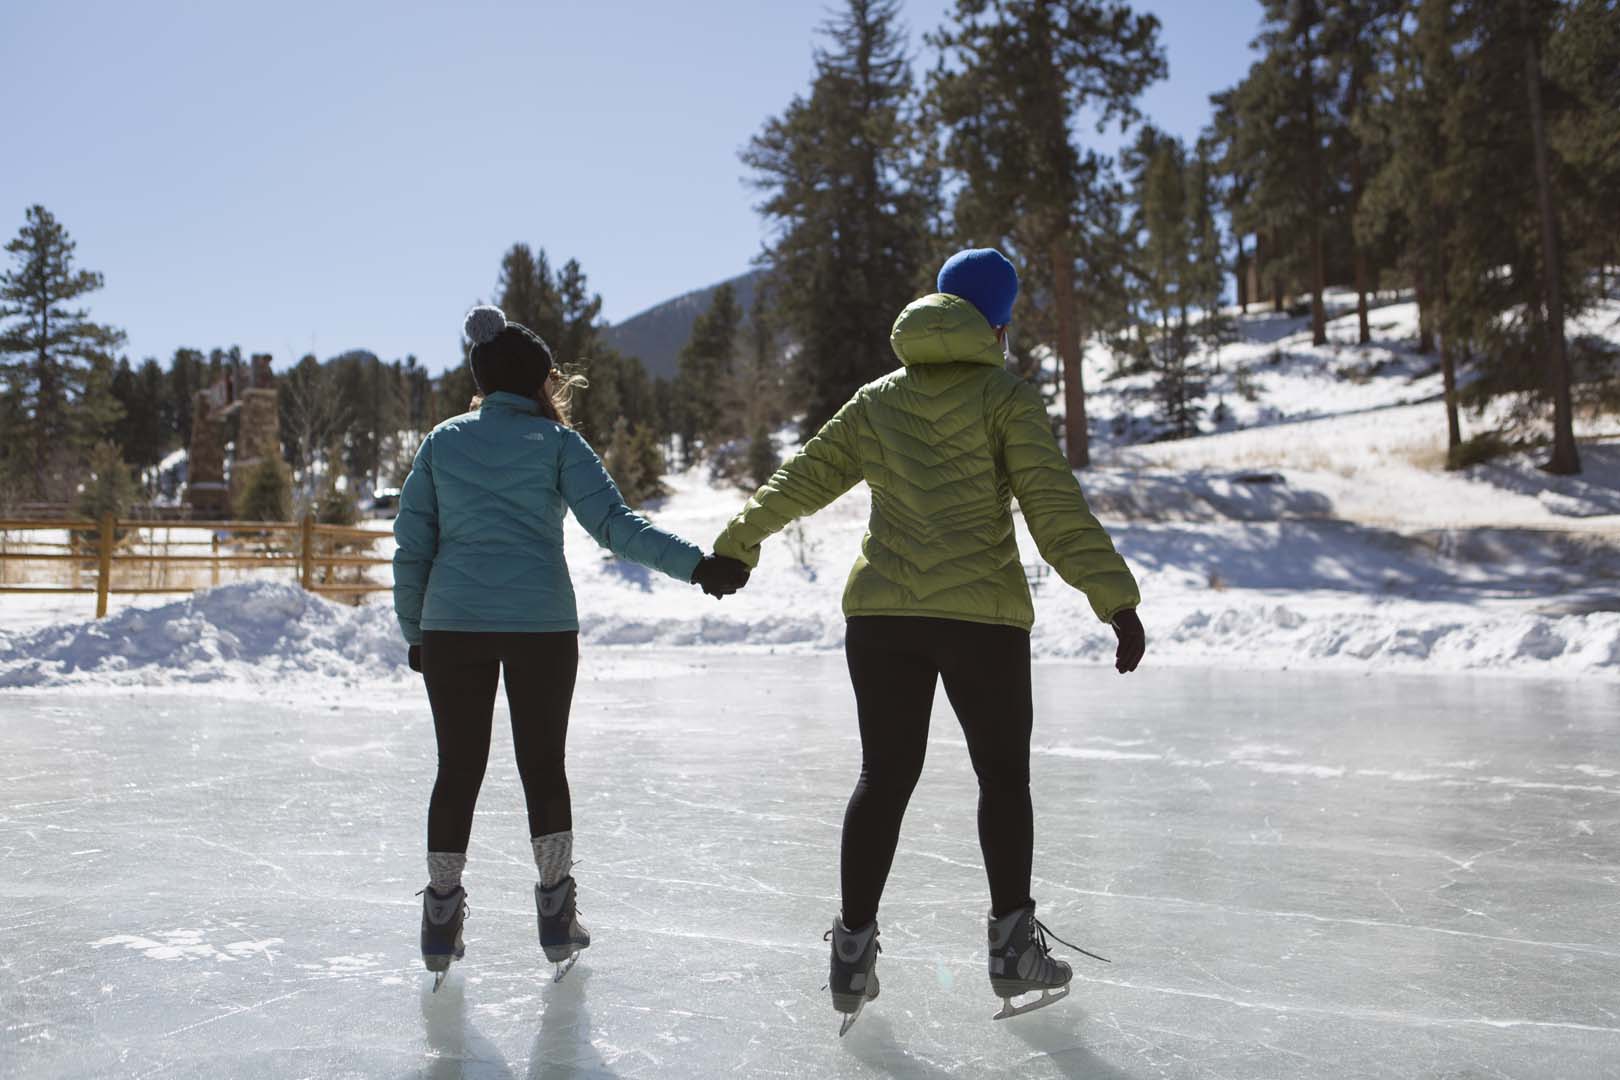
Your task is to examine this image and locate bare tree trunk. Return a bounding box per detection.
[1302,30,1328,347]
[1523,5,1580,474]
[1440,338,1462,455]
[1414,271,1435,354]
[1236,231,1249,313]
[1348,60,1371,346]
[1051,242,1089,469]
[1354,252,1370,345]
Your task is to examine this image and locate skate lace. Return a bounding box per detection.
[820,927,880,992]
[1031,916,1108,964]
[416,888,470,921]
[822,928,882,954]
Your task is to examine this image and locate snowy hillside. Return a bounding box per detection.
[4,293,1618,688]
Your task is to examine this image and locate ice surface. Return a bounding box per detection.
[4,653,1619,1078]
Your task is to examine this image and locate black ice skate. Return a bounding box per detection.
[987,901,1108,1020]
[536,875,590,982]
[419,885,468,992]
[826,918,880,1036]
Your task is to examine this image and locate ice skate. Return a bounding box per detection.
[825,918,880,1036]
[987,902,1107,1020]
[536,875,589,982]
[419,884,468,992]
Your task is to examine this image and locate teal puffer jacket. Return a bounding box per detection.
[392,391,702,643]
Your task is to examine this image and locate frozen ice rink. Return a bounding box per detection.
[4,652,1619,1078]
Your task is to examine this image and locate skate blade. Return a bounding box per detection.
[992,985,1070,1021]
[837,998,865,1037]
[552,953,580,983]
[431,969,449,993]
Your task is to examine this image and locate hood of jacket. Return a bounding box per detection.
[889,292,1004,369]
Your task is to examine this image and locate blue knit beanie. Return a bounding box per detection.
[937,248,1019,327]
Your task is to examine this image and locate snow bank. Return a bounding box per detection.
[2,568,1616,693]
[0,582,407,690]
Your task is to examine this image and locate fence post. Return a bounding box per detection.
[96,513,115,618]
[210,533,220,587]
[300,513,315,591]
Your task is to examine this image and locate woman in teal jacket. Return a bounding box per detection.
[395,305,747,986]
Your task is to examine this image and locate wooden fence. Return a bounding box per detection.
[0,515,393,618]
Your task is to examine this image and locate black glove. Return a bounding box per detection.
[691,554,751,598]
[408,644,422,673]
[1111,609,1145,674]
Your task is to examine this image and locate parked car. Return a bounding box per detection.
[365,487,401,519]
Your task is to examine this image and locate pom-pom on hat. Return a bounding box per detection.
[463,305,554,397]
[936,248,1019,328]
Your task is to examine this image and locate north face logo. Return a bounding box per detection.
[523,432,547,442]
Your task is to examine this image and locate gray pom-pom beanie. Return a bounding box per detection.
[464,305,554,397]
[464,305,507,345]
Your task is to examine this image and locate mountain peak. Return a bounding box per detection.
[601,269,764,380]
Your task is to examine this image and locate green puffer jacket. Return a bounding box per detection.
[713,293,1140,630]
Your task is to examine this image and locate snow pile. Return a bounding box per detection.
[0,582,407,690]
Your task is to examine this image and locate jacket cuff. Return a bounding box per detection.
[667,543,703,584]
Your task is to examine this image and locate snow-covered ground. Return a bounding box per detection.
[5,654,1618,1078]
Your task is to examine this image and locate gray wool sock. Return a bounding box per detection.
[532,831,573,888]
[427,851,466,893]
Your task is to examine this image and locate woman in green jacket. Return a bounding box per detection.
[713,249,1145,1027]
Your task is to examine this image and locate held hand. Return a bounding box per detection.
[691,554,751,598]
[408,644,422,673]
[1111,609,1145,674]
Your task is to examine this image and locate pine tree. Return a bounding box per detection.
[930,0,1166,467]
[743,0,938,439]
[168,347,206,447]
[108,356,170,475]
[1323,0,1402,346]
[1358,0,1463,451]
[1124,127,1217,438]
[673,283,742,459]
[0,205,127,498]
[745,419,780,490]
[1519,0,1578,474]
[496,244,564,345]
[235,457,294,522]
[75,441,136,524]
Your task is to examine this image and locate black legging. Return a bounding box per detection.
[421,630,579,853]
[841,616,1034,928]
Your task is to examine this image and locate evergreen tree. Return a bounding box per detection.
[168,347,206,447]
[1547,0,1620,298]
[234,457,294,522]
[743,0,938,438]
[1123,127,1220,438]
[673,283,742,459]
[110,356,170,474]
[0,205,127,498]
[930,0,1166,467]
[1221,4,1332,347]
[745,419,780,490]
[1358,0,1465,452]
[75,441,136,524]
[495,244,564,345]
[1322,0,1402,346]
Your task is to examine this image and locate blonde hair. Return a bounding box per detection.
[470,364,590,427]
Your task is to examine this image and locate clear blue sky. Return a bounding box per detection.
[2,0,1261,374]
